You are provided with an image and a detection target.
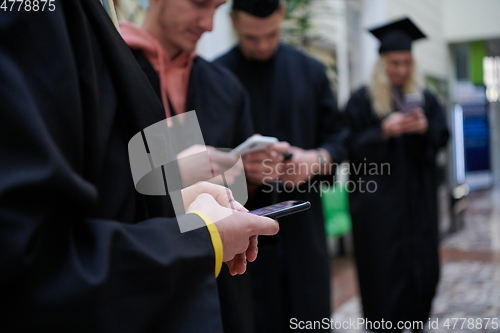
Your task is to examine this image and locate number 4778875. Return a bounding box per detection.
[1,0,56,12]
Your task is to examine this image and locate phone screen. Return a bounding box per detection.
[249,200,311,219]
[403,93,422,113]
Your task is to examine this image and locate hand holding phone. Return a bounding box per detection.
[231,136,278,155]
[249,200,311,219]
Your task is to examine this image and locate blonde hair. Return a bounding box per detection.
[368,55,424,118]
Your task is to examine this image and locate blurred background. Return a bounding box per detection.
[114,0,500,331]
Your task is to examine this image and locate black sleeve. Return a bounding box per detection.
[0,7,221,333]
[407,90,450,162]
[316,70,349,164]
[344,88,389,163]
[424,90,449,150]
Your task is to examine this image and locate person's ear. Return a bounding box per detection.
[230,11,238,28]
[278,4,287,20]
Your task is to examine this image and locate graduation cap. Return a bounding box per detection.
[369,17,426,54]
[232,0,281,18]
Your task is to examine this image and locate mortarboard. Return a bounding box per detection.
[232,0,281,18]
[369,17,426,54]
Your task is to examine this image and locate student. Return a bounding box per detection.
[119,1,289,331]
[216,1,348,332]
[344,17,449,332]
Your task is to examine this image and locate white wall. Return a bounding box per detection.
[443,0,500,43]
[196,2,236,61]
[384,0,448,80]
[358,0,386,86]
[309,0,351,106]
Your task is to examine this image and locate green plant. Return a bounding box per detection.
[282,0,313,47]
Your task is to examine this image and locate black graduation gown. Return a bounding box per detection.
[0,2,223,332]
[130,51,256,333]
[216,44,348,333]
[344,86,449,331]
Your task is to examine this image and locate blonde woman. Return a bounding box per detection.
[345,18,449,333]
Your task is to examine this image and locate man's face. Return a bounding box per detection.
[149,0,226,54]
[231,8,284,61]
[384,51,413,87]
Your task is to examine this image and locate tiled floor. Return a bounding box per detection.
[330,187,500,332]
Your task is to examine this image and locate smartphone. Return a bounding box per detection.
[402,93,422,113]
[249,200,311,219]
[230,136,278,155]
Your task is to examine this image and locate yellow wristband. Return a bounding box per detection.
[186,211,223,277]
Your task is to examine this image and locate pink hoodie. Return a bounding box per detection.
[120,21,195,118]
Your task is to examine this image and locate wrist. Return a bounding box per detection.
[186,210,223,277]
[381,121,387,135]
[316,148,331,175]
[381,124,392,140]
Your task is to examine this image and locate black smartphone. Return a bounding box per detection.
[249,200,311,219]
[282,152,294,161]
